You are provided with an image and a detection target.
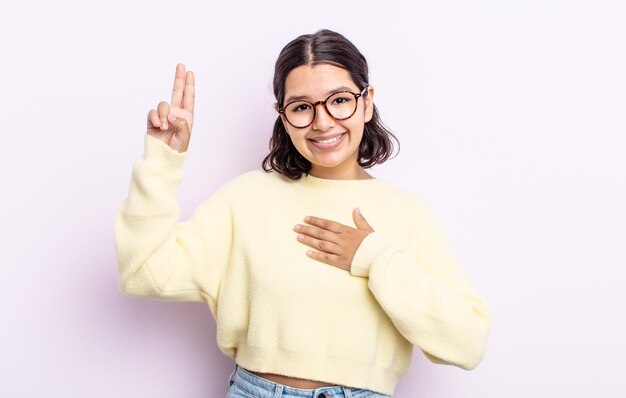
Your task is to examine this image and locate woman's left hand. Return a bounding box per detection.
[293,208,374,272]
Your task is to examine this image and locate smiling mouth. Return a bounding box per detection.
[307,133,345,144]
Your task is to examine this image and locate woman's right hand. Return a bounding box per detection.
[146,63,195,153]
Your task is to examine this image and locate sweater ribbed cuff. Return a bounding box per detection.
[349,232,393,277]
[144,133,188,165]
[121,134,189,216]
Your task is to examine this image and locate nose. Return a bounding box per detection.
[311,102,335,131]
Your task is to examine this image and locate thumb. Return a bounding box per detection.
[353,207,373,231]
[167,113,191,140]
[167,113,190,132]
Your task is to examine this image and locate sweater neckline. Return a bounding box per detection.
[292,171,392,193]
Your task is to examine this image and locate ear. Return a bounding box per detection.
[363,85,375,123]
[275,103,291,135]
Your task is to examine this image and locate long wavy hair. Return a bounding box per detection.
[261,29,400,180]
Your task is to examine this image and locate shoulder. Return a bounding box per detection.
[197,170,281,212]
[227,169,285,186]
[379,179,433,210]
[376,180,440,227]
[212,169,286,195]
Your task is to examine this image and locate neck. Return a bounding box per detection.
[309,164,374,180]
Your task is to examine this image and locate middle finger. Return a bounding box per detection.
[297,233,341,255]
[171,63,186,109]
[294,224,339,244]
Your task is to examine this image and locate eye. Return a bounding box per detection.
[331,96,353,105]
[290,103,311,112]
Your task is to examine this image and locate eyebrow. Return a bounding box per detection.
[284,86,356,104]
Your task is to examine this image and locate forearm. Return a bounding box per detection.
[350,208,492,369]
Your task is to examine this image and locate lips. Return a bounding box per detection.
[307,133,345,143]
[307,132,346,150]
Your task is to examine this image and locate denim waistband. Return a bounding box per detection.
[228,364,388,398]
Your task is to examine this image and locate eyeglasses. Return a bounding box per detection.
[276,86,368,129]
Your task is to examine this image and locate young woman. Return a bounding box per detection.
[115,29,491,398]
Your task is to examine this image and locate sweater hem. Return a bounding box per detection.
[235,344,401,396]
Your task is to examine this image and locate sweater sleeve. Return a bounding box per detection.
[114,134,233,315]
[349,202,492,370]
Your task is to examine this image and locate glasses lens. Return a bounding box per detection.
[285,101,314,128]
[326,92,357,119]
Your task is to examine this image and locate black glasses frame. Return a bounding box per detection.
[276,86,368,129]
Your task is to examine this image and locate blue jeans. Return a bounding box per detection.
[226,364,391,398]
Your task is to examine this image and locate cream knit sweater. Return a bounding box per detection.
[114,134,491,395]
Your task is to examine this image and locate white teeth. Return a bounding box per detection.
[314,134,343,144]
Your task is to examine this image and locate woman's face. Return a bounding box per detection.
[280,63,375,179]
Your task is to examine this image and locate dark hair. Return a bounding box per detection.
[261,29,400,180]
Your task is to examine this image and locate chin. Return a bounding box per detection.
[309,155,348,168]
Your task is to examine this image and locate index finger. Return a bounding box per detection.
[183,70,195,113]
[171,63,186,109]
[303,216,344,233]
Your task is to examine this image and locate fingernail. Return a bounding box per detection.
[294,224,302,231]
[168,113,176,121]
[162,121,168,129]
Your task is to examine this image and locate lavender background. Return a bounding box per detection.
[1,0,625,397]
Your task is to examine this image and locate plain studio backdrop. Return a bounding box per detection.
[1,0,624,397]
